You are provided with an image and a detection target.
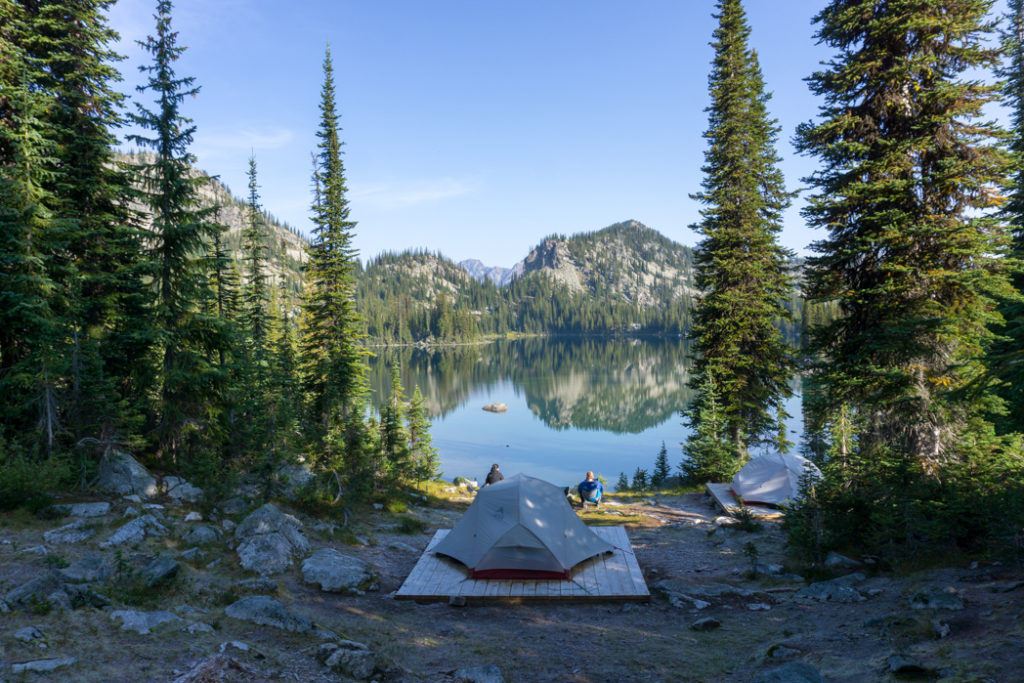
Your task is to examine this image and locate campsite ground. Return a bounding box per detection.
[1,490,1022,681]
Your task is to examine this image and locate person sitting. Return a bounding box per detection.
[484,463,504,486]
[577,471,603,508]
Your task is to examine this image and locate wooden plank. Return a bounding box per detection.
[395,526,649,601]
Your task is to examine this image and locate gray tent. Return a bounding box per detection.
[731,452,822,506]
[432,473,613,579]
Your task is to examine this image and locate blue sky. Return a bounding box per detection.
[106,0,1001,267]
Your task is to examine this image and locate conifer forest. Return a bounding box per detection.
[2,0,1024,566]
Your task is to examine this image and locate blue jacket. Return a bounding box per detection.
[578,479,603,501]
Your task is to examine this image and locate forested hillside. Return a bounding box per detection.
[356,220,819,343]
[119,151,308,313]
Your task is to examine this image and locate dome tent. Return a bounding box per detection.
[731,452,822,506]
[432,473,613,579]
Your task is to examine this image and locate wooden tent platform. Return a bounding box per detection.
[705,482,783,519]
[396,526,649,602]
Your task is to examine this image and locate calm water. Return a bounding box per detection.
[368,338,801,491]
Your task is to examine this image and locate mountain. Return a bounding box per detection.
[457,259,523,286]
[354,221,699,341]
[520,220,696,308]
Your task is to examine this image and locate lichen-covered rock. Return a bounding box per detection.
[12,658,77,674]
[317,640,377,680]
[181,524,221,546]
[234,504,309,576]
[5,571,67,609]
[163,476,204,504]
[140,556,180,587]
[302,548,379,594]
[60,555,111,583]
[910,586,964,610]
[795,573,867,603]
[96,451,158,498]
[99,514,168,549]
[224,595,312,633]
[43,520,95,545]
[110,609,182,634]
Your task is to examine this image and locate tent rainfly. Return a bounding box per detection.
[432,473,613,579]
[731,452,822,506]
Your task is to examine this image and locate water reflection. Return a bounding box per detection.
[368,337,695,434]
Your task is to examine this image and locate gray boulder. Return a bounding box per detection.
[110,609,182,634]
[181,524,221,546]
[753,661,826,683]
[99,514,168,548]
[276,463,316,500]
[317,640,378,680]
[224,595,312,633]
[5,571,68,609]
[234,504,309,576]
[14,626,45,642]
[218,497,249,516]
[691,617,721,631]
[12,658,77,674]
[163,476,204,504]
[795,573,867,603]
[824,551,863,570]
[180,547,205,563]
[60,554,111,583]
[64,583,111,608]
[910,586,964,610]
[302,548,379,593]
[140,556,180,587]
[43,519,96,545]
[96,451,158,499]
[46,501,111,518]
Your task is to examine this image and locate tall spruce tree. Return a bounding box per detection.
[794,0,1021,553]
[127,0,227,467]
[989,0,1024,434]
[685,0,795,472]
[243,155,270,378]
[0,1,61,454]
[28,0,150,462]
[300,47,369,466]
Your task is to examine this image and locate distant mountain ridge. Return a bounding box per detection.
[457,258,523,286]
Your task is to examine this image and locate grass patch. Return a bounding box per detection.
[395,514,428,535]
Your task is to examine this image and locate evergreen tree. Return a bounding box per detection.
[989,0,1024,434]
[631,467,649,492]
[0,2,61,454]
[651,441,671,489]
[243,155,270,379]
[794,0,1022,553]
[26,0,150,463]
[681,371,737,483]
[127,0,227,468]
[616,472,630,492]
[686,0,795,464]
[378,363,411,488]
[406,385,439,487]
[300,46,369,466]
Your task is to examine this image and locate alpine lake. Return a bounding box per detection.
[368,337,803,492]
